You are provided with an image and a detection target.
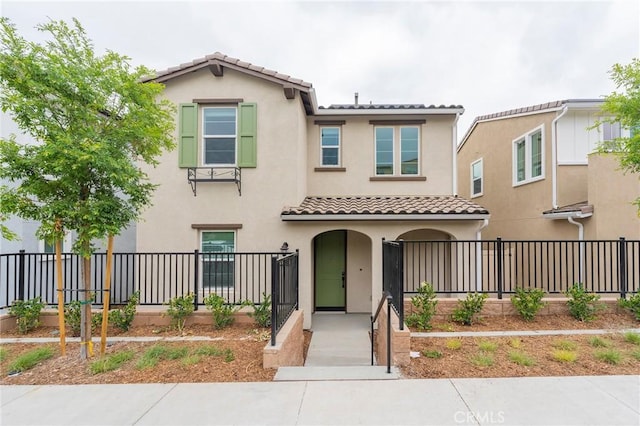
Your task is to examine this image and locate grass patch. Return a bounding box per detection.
[421,349,443,359]
[478,341,498,352]
[508,339,522,349]
[8,347,54,372]
[594,349,622,365]
[509,350,535,366]
[471,353,494,367]
[0,347,8,362]
[90,350,134,374]
[193,345,224,357]
[622,332,640,345]
[181,355,202,366]
[223,349,235,362]
[630,348,640,361]
[136,344,188,369]
[445,339,462,350]
[552,340,578,351]
[552,350,578,363]
[588,336,612,348]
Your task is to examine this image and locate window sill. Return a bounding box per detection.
[471,192,483,199]
[369,176,427,182]
[315,167,346,172]
[513,175,545,187]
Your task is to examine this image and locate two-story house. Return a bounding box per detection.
[457,99,640,241]
[140,53,489,327]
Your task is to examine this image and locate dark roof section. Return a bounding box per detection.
[282,196,489,216]
[320,104,463,110]
[542,201,594,215]
[146,52,313,88]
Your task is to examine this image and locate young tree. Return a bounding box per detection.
[0,18,175,359]
[597,58,640,210]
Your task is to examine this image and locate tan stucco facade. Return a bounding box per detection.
[457,104,640,240]
[138,63,484,327]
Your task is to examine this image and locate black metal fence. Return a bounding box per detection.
[1,250,288,310]
[270,251,299,346]
[399,238,639,298]
[382,240,404,328]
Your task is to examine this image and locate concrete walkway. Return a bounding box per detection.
[304,313,372,367]
[2,375,638,425]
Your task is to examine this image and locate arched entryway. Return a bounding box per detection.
[313,229,372,312]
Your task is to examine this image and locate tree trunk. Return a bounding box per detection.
[80,253,92,360]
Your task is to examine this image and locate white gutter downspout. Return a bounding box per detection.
[475,218,489,292]
[551,105,569,209]
[567,216,585,283]
[452,113,460,196]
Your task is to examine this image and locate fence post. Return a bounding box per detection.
[619,237,627,299]
[193,250,199,311]
[18,249,26,301]
[295,249,299,310]
[496,238,503,300]
[398,240,404,330]
[386,294,392,374]
[270,255,278,347]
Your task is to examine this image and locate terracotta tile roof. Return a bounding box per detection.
[320,104,463,110]
[146,52,313,89]
[282,196,489,216]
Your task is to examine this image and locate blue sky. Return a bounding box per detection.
[2,0,639,140]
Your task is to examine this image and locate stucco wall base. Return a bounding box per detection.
[405,297,627,321]
[376,302,411,367]
[263,310,304,369]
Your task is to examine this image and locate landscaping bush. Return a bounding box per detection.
[511,287,547,321]
[9,297,46,334]
[406,282,438,330]
[109,291,140,332]
[619,290,640,321]
[203,293,239,329]
[451,292,488,326]
[64,298,101,336]
[165,293,194,332]
[565,283,605,322]
[246,292,272,327]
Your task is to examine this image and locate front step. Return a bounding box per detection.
[274,366,401,381]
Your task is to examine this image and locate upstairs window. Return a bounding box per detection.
[602,121,621,142]
[203,107,236,166]
[513,126,544,186]
[320,127,340,166]
[471,158,483,197]
[375,126,420,176]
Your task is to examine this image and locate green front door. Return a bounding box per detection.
[315,230,346,310]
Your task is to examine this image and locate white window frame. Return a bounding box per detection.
[374,126,420,176]
[470,158,483,198]
[320,126,341,167]
[512,125,545,186]
[202,107,237,167]
[200,230,236,290]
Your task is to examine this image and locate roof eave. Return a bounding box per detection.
[314,108,464,116]
[542,211,593,220]
[281,213,490,221]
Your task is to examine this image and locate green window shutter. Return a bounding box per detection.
[237,102,257,168]
[178,103,198,168]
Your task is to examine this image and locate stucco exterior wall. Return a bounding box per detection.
[586,153,640,239]
[557,165,588,207]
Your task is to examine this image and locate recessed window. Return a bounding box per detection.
[602,121,621,142]
[203,107,236,165]
[471,159,483,197]
[513,126,544,186]
[375,126,420,176]
[40,234,71,254]
[201,231,235,288]
[320,127,340,166]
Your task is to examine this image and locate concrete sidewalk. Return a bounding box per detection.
[2,375,638,425]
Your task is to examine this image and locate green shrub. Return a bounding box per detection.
[223,348,235,362]
[552,340,578,351]
[8,347,54,372]
[511,288,547,321]
[471,353,494,367]
[64,298,101,337]
[478,341,498,352]
[588,336,612,348]
[445,339,462,350]
[594,349,622,365]
[509,350,535,366]
[246,293,272,328]
[204,294,239,329]
[90,350,134,374]
[109,291,140,331]
[0,347,8,362]
[9,297,46,334]
[631,348,640,361]
[623,331,640,345]
[508,338,522,349]
[165,293,194,332]
[452,292,488,325]
[565,283,604,322]
[406,282,438,330]
[619,291,640,321]
[421,349,443,359]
